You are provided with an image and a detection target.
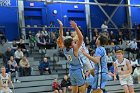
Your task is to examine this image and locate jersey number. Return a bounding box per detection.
[67,55,72,61]
[2,80,7,84]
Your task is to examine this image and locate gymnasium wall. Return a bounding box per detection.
[0,0,140,40]
[130,0,140,25]
[90,0,127,28]
[24,0,87,34]
[0,0,19,41]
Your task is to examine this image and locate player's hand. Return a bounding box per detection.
[70,21,77,28]
[57,19,63,26]
[114,76,117,81]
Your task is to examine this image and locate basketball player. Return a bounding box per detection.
[57,19,86,93]
[0,66,14,93]
[81,35,108,93]
[114,50,135,93]
[72,31,95,76]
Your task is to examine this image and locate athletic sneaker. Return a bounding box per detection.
[16,79,21,83]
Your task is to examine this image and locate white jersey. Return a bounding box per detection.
[79,42,94,71]
[0,73,9,87]
[115,58,131,78]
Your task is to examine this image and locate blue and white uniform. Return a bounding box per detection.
[79,42,94,71]
[92,46,108,90]
[0,73,13,93]
[63,48,85,86]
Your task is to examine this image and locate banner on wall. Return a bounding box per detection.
[0,0,11,6]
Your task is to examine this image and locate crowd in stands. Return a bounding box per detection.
[2,41,30,82]
[0,22,140,93]
[28,28,57,54]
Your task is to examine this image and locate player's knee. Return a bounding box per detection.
[129,86,135,93]
[54,90,59,93]
[79,85,86,93]
[123,88,129,93]
[72,86,78,93]
[92,89,103,93]
[59,90,63,93]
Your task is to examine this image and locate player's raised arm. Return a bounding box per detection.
[57,19,63,38]
[81,49,100,64]
[70,21,83,53]
[57,19,64,49]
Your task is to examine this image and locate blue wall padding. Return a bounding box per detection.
[0,0,19,41]
[24,1,87,34]
[130,0,140,25]
[90,0,127,28]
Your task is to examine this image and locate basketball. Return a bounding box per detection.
[57,37,63,47]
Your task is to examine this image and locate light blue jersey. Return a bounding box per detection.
[94,46,108,74]
[92,46,108,90]
[79,42,94,71]
[63,48,82,70]
[63,48,85,86]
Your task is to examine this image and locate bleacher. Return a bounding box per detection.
[106,81,140,93]
[11,75,57,93]
[0,42,140,93]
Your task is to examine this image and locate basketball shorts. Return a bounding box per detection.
[0,87,13,93]
[119,75,133,86]
[69,68,85,86]
[92,73,108,89]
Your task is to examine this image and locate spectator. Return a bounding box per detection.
[8,56,20,83]
[122,24,129,40]
[50,32,57,49]
[133,66,140,84]
[37,33,47,52]
[3,47,14,66]
[38,57,52,75]
[36,31,41,38]
[85,36,90,46]
[128,39,138,60]
[108,63,115,81]
[58,48,65,58]
[42,27,48,37]
[117,30,123,45]
[18,39,29,57]
[19,56,31,76]
[28,31,36,49]
[106,53,114,68]
[93,28,99,38]
[52,78,63,93]
[90,36,96,49]
[61,75,71,93]
[101,21,108,32]
[11,40,18,53]
[14,47,24,65]
[109,31,117,44]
